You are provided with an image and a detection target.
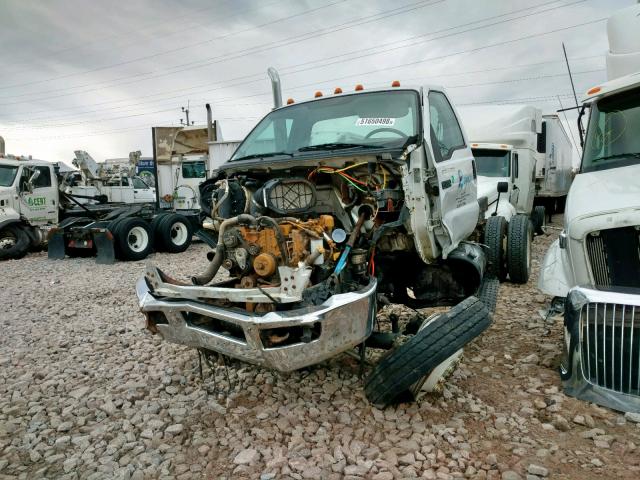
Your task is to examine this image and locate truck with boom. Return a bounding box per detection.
[538,2,640,413]
[136,75,498,407]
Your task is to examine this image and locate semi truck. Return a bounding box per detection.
[136,74,500,408]
[538,2,640,413]
[458,104,568,283]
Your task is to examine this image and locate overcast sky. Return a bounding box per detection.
[0,0,632,164]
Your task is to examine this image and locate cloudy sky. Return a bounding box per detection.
[0,0,632,164]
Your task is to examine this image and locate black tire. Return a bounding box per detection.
[364,297,492,408]
[157,214,193,253]
[0,225,30,260]
[113,217,153,261]
[483,216,507,281]
[556,196,566,214]
[532,206,546,235]
[150,213,170,251]
[477,276,500,313]
[507,214,532,284]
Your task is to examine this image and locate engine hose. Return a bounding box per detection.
[257,216,289,264]
[191,214,257,285]
[191,245,225,285]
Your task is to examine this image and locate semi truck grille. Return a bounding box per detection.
[580,302,640,395]
[586,226,640,288]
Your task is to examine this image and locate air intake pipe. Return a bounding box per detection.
[205,104,214,142]
[267,67,282,109]
[0,136,4,156]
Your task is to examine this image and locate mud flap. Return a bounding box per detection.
[47,230,66,260]
[93,230,115,265]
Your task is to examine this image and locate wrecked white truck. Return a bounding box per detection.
[136,81,496,407]
[539,3,640,413]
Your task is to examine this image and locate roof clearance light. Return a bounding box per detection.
[500,144,508,148]
[286,98,295,104]
[391,80,401,87]
[587,86,601,95]
[355,84,364,91]
[334,87,343,94]
[314,91,323,98]
[472,143,478,147]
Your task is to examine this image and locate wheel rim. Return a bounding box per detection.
[0,231,17,250]
[127,226,149,253]
[170,222,189,246]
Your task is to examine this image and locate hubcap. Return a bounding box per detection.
[170,222,188,246]
[127,226,149,253]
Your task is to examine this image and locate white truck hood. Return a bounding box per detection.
[566,163,640,234]
[476,176,507,205]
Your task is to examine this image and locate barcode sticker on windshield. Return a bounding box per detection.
[355,118,396,126]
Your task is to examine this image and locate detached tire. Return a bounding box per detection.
[157,214,193,253]
[0,225,30,260]
[484,216,507,281]
[507,214,532,284]
[114,217,153,261]
[532,206,546,235]
[364,297,492,408]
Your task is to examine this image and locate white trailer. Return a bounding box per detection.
[534,114,573,211]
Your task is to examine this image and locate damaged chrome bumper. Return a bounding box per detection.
[562,286,640,413]
[136,269,377,372]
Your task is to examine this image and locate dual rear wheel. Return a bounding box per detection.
[484,214,532,284]
[108,213,193,261]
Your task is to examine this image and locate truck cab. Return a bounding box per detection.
[471,143,517,220]
[538,2,640,413]
[0,156,58,258]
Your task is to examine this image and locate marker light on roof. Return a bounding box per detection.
[314,91,323,98]
[501,144,508,148]
[471,143,478,147]
[354,84,364,91]
[286,98,295,105]
[391,80,401,87]
[587,86,601,95]
[334,87,343,94]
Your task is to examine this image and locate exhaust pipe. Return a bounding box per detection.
[205,104,214,142]
[267,67,282,109]
[0,136,4,156]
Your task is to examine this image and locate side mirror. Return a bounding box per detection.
[497,181,509,193]
[28,169,41,186]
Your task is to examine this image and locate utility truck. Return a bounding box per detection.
[136,74,499,408]
[64,150,156,205]
[539,2,640,413]
[0,150,198,263]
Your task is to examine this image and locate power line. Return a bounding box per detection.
[0,0,596,121]
[0,0,443,103]
[0,0,348,91]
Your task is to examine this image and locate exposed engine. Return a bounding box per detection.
[194,159,476,311]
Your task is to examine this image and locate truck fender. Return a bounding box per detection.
[0,208,21,231]
[538,238,573,297]
[484,197,516,221]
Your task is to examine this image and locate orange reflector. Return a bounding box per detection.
[286,98,295,105]
[500,144,508,148]
[471,143,478,147]
[587,86,601,95]
[391,80,401,87]
[355,84,364,91]
[314,91,323,98]
[334,87,343,94]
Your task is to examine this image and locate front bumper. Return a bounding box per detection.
[136,274,377,372]
[562,286,640,412]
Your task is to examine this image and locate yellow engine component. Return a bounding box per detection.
[237,217,334,267]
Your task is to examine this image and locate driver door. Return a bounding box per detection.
[19,165,58,225]
[426,90,479,255]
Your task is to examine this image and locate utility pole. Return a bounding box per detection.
[180,101,194,126]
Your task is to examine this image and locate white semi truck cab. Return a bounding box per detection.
[538,3,640,413]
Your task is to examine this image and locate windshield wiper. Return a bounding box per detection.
[591,152,640,163]
[232,151,293,161]
[297,143,381,152]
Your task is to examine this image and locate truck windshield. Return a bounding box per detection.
[132,177,150,189]
[582,87,640,172]
[0,165,19,187]
[231,90,420,161]
[472,149,510,177]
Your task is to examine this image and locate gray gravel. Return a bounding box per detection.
[2,218,640,479]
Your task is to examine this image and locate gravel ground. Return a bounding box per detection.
[1,215,640,480]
